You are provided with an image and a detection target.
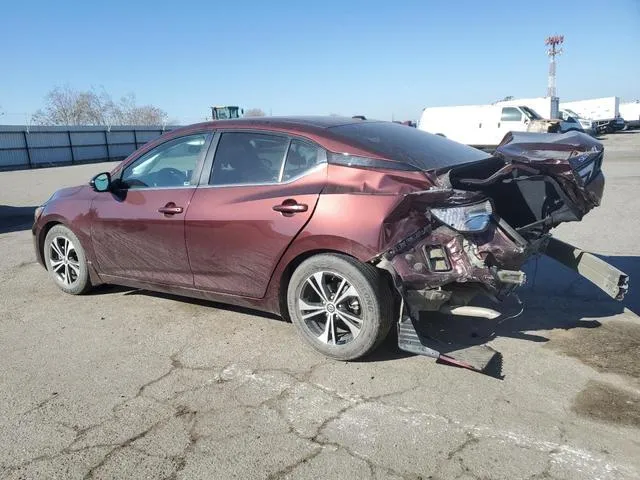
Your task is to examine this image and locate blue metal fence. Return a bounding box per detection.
[0,125,178,171]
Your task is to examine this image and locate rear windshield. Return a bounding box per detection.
[328,122,490,170]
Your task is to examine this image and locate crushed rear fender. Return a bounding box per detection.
[364,131,628,375]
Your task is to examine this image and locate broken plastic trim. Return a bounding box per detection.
[544,237,629,300]
[376,257,504,379]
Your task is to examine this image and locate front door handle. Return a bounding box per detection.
[158,203,184,215]
[273,200,308,215]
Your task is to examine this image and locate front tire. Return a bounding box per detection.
[287,254,394,360]
[44,225,92,295]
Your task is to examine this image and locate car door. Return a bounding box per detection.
[91,132,212,286]
[185,131,327,298]
[496,107,526,144]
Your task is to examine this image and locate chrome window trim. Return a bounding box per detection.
[124,185,198,191]
[197,162,326,189]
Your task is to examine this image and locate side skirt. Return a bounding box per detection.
[98,274,281,316]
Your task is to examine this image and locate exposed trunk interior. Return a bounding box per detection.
[447,158,579,237]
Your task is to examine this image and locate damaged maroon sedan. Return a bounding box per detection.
[33,117,628,374]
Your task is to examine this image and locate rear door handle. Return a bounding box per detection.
[158,204,184,215]
[273,200,308,215]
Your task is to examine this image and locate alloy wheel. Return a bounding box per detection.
[49,236,80,287]
[297,271,363,345]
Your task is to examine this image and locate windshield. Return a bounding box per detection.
[520,106,542,120]
[215,108,230,119]
[564,109,580,118]
[329,122,490,170]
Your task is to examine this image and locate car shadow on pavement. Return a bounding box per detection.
[0,205,37,234]
[83,254,638,365]
[411,254,639,352]
[367,253,639,365]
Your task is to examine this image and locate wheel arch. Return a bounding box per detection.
[37,218,103,286]
[277,248,357,322]
[37,220,64,266]
[275,245,398,322]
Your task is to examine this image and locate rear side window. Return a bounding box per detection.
[501,107,523,122]
[281,139,324,181]
[209,132,288,186]
[328,122,490,170]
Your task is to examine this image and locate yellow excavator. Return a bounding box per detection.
[211,106,243,120]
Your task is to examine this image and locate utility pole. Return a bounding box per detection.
[545,35,564,97]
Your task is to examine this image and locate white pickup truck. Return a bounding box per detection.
[417,102,579,150]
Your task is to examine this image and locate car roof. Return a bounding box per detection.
[179,116,375,134]
[167,116,389,158]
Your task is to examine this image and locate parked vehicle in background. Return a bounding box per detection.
[211,106,243,120]
[495,96,560,120]
[392,120,417,127]
[620,101,640,129]
[32,117,628,375]
[418,103,568,150]
[560,97,624,134]
[495,97,584,134]
[560,108,594,134]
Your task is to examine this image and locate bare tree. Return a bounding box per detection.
[32,86,169,126]
[244,108,266,117]
[111,93,168,126]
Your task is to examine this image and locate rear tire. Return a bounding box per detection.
[287,253,394,360]
[44,225,92,295]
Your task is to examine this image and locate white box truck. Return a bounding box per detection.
[620,101,640,129]
[417,102,567,150]
[560,97,624,134]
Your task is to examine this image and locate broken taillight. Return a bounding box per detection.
[431,200,493,233]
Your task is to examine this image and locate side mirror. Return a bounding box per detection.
[90,172,111,192]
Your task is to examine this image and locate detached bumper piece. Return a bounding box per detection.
[544,238,629,300]
[397,312,504,379]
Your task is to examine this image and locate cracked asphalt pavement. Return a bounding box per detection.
[1,132,639,479]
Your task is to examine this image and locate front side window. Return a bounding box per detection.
[501,107,523,122]
[209,132,289,186]
[122,134,208,189]
[281,139,324,181]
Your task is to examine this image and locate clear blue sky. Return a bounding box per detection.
[1,0,639,124]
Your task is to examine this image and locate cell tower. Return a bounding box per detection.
[545,35,564,97]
